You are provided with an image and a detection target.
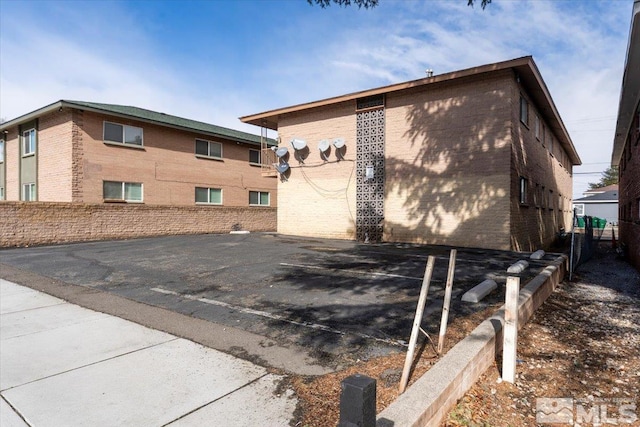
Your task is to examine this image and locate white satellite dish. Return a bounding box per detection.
[275,147,288,158]
[318,139,330,153]
[274,162,290,174]
[291,138,307,151]
[333,138,345,149]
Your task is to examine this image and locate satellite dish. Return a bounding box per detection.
[274,162,290,174]
[291,138,307,151]
[333,138,345,149]
[318,139,330,153]
[275,147,288,158]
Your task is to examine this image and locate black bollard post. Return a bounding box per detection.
[338,374,376,427]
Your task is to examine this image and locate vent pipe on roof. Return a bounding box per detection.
[426,69,434,77]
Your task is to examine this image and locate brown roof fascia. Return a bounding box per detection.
[240,57,531,130]
[240,56,581,165]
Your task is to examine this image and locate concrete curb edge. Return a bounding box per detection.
[377,254,568,427]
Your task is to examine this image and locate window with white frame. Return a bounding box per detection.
[0,187,5,200]
[249,190,269,206]
[574,203,584,216]
[23,129,36,156]
[103,122,143,146]
[520,96,529,126]
[22,183,36,201]
[249,149,261,165]
[519,177,528,204]
[195,139,222,159]
[195,187,222,205]
[103,181,143,202]
[0,139,5,162]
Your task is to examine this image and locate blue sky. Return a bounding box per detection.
[0,0,633,197]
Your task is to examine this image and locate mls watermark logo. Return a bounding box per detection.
[537,397,638,425]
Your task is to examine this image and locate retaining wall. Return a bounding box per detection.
[0,202,276,247]
[378,254,567,427]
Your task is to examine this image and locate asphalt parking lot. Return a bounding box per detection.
[0,233,558,372]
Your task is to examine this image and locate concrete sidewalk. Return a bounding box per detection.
[0,279,296,426]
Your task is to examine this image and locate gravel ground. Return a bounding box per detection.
[444,245,640,426]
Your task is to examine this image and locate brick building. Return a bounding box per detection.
[241,56,581,251]
[612,0,640,270]
[0,100,277,208]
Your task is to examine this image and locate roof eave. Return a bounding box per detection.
[1,100,273,146]
[612,1,640,167]
[240,56,534,130]
[240,56,581,165]
[0,100,65,131]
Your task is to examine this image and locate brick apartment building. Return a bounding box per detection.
[612,0,640,270]
[242,56,581,251]
[0,100,277,208]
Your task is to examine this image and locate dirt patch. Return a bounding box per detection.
[290,305,499,427]
[444,246,640,426]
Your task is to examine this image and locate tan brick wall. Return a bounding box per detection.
[0,202,276,247]
[384,72,513,249]
[618,129,640,270]
[509,80,574,251]
[77,112,277,207]
[276,72,515,249]
[277,103,358,239]
[4,128,20,200]
[38,110,74,202]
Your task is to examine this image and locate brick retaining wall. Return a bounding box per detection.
[0,202,276,247]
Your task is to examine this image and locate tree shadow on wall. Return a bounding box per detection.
[384,83,514,248]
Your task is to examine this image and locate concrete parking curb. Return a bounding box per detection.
[377,254,567,427]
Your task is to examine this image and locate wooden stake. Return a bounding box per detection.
[399,255,435,394]
[502,276,520,383]
[437,249,457,354]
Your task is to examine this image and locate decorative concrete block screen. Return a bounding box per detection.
[356,108,385,243]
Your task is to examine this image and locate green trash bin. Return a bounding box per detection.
[577,217,585,227]
[597,218,606,229]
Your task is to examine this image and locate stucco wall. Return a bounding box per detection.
[0,202,276,248]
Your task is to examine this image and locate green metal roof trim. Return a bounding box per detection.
[63,100,275,146]
[0,99,275,146]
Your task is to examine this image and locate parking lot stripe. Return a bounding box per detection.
[279,262,426,281]
[150,288,407,348]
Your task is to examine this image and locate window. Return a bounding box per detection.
[22,183,36,201]
[249,149,261,165]
[549,134,554,156]
[195,139,222,159]
[195,187,222,205]
[103,122,143,146]
[549,190,554,210]
[103,181,143,202]
[0,187,4,200]
[23,129,36,156]
[520,96,529,126]
[574,203,584,216]
[534,116,540,140]
[0,139,4,162]
[519,177,528,204]
[249,191,270,206]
